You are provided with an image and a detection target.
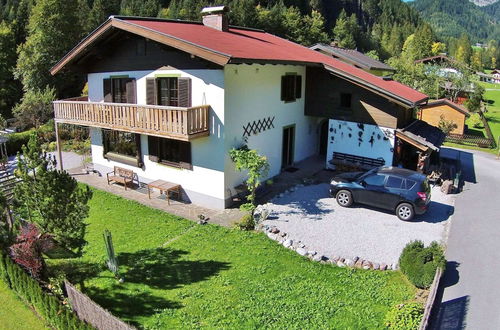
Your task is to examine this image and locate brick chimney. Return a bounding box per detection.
[201,6,229,32]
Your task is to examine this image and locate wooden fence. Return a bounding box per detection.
[65,281,135,330]
[445,133,495,148]
[419,267,443,330]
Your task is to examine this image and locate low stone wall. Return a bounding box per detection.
[258,224,398,271]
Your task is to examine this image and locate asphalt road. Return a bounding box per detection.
[431,148,500,329]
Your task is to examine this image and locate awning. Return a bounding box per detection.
[396,120,445,152]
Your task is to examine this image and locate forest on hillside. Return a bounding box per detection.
[0,0,498,130]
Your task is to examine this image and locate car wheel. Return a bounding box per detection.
[336,190,353,207]
[396,203,414,221]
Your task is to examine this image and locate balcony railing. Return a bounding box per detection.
[53,100,210,141]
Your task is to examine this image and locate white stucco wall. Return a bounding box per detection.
[326,119,395,168]
[223,64,318,200]
[87,69,227,208]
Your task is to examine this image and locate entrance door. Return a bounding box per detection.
[282,125,295,169]
[319,120,328,156]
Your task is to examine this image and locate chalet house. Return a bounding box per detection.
[419,99,470,135]
[310,43,395,77]
[51,6,431,209]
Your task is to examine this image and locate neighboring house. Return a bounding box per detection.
[477,70,500,84]
[50,6,430,209]
[492,69,500,83]
[418,99,470,135]
[310,43,395,77]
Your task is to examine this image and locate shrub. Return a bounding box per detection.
[469,113,484,129]
[399,241,446,289]
[233,213,255,231]
[384,302,424,329]
[0,251,92,329]
[6,129,34,155]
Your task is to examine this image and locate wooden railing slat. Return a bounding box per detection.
[53,101,209,140]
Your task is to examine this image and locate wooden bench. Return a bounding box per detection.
[106,166,138,190]
[329,152,385,170]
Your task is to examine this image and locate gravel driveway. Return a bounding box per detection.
[262,183,455,265]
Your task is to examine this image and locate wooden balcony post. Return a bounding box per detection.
[55,122,64,171]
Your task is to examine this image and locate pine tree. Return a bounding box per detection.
[0,21,21,118]
[15,0,85,97]
[13,133,93,254]
[455,33,473,65]
[332,9,359,49]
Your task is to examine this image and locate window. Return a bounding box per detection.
[102,130,142,166]
[364,174,386,187]
[386,176,404,189]
[340,93,352,108]
[157,77,178,106]
[281,74,302,102]
[148,136,191,169]
[103,78,136,104]
[146,77,191,107]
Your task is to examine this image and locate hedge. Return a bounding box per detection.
[399,241,446,289]
[6,130,35,156]
[0,251,93,329]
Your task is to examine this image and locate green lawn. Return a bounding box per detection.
[49,188,416,329]
[0,281,48,330]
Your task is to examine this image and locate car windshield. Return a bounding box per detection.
[356,168,378,182]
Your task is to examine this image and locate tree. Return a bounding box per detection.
[15,0,84,97]
[86,0,120,33]
[455,33,472,65]
[9,223,53,279]
[332,9,359,49]
[438,115,457,135]
[431,42,446,55]
[121,0,161,17]
[229,146,269,213]
[12,87,55,130]
[465,83,484,112]
[0,21,21,118]
[13,133,93,253]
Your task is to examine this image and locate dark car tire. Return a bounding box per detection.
[396,203,414,221]
[336,190,353,207]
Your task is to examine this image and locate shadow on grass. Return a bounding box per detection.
[83,286,182,326]
[49,260,105,285]
[117,247,231,290]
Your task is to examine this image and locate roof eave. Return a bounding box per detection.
[50,17,231,75]
[323,64,428,107]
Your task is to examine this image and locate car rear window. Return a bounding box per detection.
[386,176,403,189]
[405,179,417,190]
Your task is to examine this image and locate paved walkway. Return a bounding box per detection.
[431,148,500,329]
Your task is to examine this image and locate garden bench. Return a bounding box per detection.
[106,166,138,190]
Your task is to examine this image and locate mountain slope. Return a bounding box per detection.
[410,0,500,41]
[470,0,499,6]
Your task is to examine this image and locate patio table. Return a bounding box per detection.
[147,179,181,205]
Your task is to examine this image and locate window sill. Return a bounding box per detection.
[153,159,192,171]
[105,152,140,167]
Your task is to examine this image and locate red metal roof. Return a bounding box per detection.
[123,18,427,106]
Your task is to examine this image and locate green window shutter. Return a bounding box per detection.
[146,78,157,105]
[178,77,192,107]
[103,79,112,102]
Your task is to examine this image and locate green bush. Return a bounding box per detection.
[384,302,424,329]
[6,130,35,156]
[469,113,484,129]
[0,251,92,329]
[399,241,446,289]
[233,213,255,231]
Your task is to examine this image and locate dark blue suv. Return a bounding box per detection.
[329,166,431,221]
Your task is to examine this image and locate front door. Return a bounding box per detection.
[282,125,295,169]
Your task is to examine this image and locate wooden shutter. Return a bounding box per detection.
[148,135,159,162]
[135,134,143,167]
[179,141,192,170]
[178,77,192,107]
[103,78,112,102]
[281,76,286,101]
[146,78,157,105]
[295,75,302,99]
[125,78,136,104]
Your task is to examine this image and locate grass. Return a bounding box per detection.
[444,83,500,155]
[0,280,48,330]
[49,188,416,329]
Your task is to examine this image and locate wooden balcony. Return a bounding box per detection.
[53,100,210,141]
